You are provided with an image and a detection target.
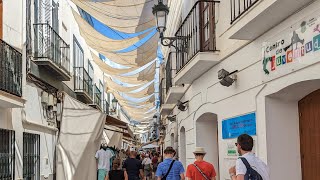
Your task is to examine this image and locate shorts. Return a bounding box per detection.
[97,169,107,180]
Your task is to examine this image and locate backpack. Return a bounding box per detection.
[239,157,263,180]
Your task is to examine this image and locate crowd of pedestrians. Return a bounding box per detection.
[95,134,270,180]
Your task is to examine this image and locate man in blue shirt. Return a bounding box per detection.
[156,147,185,180]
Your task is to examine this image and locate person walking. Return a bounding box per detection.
[229,134,270,180]
[142,154,153,180]
[95,145,113,180]
[156,147,185,180]
[152,153,159,179]
[123,150,144,180]
[186,147,216,180]
[107,159,128,180]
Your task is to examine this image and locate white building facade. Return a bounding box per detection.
[0,0,131,179]
[160,0,320,179]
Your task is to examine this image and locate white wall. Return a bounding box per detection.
[163,1,320,179]
[3,0,23,49]
[265,97,301,180]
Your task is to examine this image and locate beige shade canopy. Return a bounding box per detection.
[73,10,152,52]
[70,0,159,121]
[92,52,155,76]
[71,0,156,33]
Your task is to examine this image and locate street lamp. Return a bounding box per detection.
[152,0,168,35]
[152,0,188,51]
[111,98,118,112]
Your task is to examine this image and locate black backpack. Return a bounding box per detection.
[239,157,263,180]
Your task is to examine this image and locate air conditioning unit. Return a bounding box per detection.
[48,94,54,107]
[41,91,49,105]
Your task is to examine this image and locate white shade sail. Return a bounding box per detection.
[71,0,156,33]
[73,10,152,52]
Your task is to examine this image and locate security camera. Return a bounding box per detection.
[218,69,238,87]
[177,100,189,111]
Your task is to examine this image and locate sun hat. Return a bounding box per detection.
[193,147,206,154]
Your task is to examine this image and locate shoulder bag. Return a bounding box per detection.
[192,163,209,180]
[161,160,175,180]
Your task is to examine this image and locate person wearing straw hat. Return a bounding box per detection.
[186,147,216,180]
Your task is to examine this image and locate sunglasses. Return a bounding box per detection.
[235,143,239,146]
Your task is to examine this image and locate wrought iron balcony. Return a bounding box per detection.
[230,0,259,24]
[103,100,110,114]
[33,23,71,81]
[228,0,313,40]
[0,39,22,97]
[74,67,93,104]
[89,84,102,110]
[164,53,189,104]
[175,0,219,73]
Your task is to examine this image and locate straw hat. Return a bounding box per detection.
[193,147,206,154]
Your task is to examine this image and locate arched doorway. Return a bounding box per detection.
[170,133,174,147]
[196,113,219,178]
[180,126,186,167]
[298,89,320,179]
[265,80,320,179]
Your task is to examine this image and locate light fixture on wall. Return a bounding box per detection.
[111,98,118,113]
[152,0,188,52]
[167,115,176,122]
[177,100,189,111]
[218,69,238,87]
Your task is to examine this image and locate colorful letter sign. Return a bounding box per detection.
[222,112,256,139]
[262,11,320,81]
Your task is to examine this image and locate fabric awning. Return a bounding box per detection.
[105,115,134,138]
[140,139,159,148]
[105,115,127,129]
[71,0,156,33]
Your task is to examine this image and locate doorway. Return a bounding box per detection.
[196,113,219,178]
[298,89,320,179]
[265,80,320,179]
[170,133,174,147]
[180,126,186,167]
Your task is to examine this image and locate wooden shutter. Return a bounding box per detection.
[200,2,215,51]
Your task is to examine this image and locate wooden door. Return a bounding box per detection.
[298,89,320,179]
[0,0,3,39]
[200,2,215,51]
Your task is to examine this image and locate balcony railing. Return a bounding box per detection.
[94,84,101,108]
[34,23,70,74]
[0,39,22,97]
[103,100,110,114]
[165,56,172,93]
[176,0,218,73]
[74,67,93,99]
[230,0,259,24]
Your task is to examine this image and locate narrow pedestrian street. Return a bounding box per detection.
[0,0,319,180]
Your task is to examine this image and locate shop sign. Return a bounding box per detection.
[222,112,256,139]
[262,10,320,81]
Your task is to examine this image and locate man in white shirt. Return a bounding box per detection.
[229,134,270,180]
[95,145,114,180]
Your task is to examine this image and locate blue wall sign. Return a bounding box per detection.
[222,112,256,139]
